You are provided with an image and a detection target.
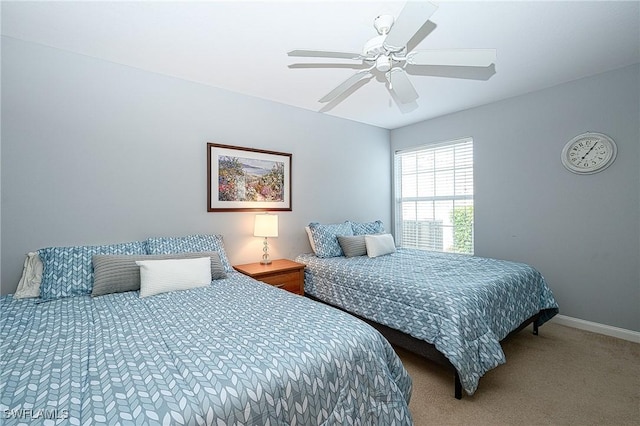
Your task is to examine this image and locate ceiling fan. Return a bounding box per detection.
[287,2,496,110]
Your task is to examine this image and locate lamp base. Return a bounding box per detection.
[261,238,271,265]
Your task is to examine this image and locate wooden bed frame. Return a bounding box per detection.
[306,294,541,399]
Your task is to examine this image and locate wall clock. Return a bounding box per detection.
[561,132,617,174]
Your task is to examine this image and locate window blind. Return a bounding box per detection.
[394,138,474,254]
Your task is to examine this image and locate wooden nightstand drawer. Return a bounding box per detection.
[233,259,305,295]
[260,271,301,289]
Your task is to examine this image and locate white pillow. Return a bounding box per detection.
[365,234,397,258]
[136,257,211,298]
[14,252,43,299]
[305,226,317,254]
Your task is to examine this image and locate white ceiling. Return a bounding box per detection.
[2,0,639,129]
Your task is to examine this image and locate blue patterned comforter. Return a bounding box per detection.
[296,249,559,395]
[1,272,412,425]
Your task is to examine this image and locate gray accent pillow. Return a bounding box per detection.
[92,252,226,297]
[337,235,367,258]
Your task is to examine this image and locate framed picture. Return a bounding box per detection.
[207,143,292,212]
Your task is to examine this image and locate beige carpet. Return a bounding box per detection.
[396,322,639,425]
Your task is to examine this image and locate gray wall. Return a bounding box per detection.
[391,64,640,332]
[1,37,391,294]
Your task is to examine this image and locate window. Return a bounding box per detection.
[394,138,474,254]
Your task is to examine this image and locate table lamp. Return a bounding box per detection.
[254,213,278,264]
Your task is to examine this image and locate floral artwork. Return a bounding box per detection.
[218,156,285,202]
[207,144,292,212]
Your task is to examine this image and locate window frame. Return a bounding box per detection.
[393,137,474,254]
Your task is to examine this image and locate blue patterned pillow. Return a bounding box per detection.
[350,220,385,235]
[38,241,147,301]
[308,222,354,258]
[145,234,232,272]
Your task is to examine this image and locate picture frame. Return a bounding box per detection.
[207,143,292,212]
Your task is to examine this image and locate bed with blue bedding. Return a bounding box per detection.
[295,248,559,398]
[1,235,412,425]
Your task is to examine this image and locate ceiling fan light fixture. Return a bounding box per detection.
[375,55,392,72]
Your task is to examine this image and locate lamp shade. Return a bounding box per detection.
[254,214,278,238]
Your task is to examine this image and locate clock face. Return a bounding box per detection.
[561,133,617,174]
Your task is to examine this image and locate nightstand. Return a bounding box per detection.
[233,259,305,295]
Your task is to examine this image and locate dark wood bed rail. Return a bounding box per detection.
[306,294,540,399]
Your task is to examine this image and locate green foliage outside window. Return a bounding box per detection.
[451,206,474,254]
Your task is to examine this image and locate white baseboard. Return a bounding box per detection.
[551,315,640,343]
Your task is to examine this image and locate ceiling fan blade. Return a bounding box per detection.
[383,2,438,51]
[405,63,496,81]
[288,63,370,70]
[388,68,418,104]
[288,49,363,60]
[319,69,374,103]
[406,20,437,54]
[406,49,496,67]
